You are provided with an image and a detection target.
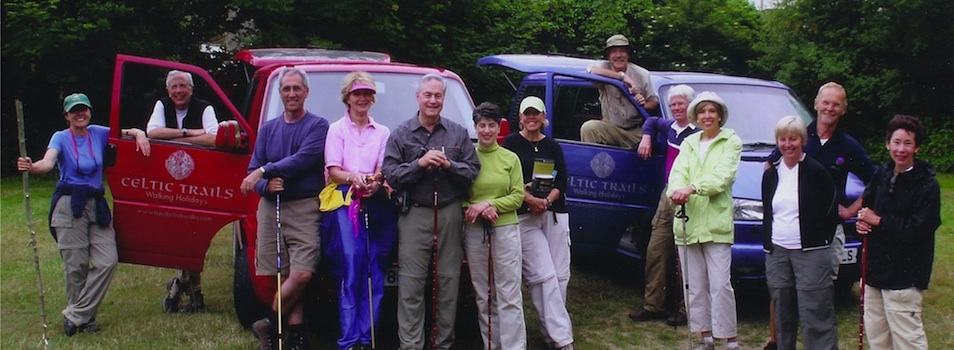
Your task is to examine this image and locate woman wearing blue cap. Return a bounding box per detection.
[16,93,150,336]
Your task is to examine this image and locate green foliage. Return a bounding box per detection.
[755,0,954,145]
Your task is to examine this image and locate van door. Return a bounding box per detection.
[537,74,665,258]
[106,55,253,271]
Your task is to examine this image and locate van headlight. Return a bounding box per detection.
[733,198,763,221]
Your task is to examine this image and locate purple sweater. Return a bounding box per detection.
[248,111,329,200]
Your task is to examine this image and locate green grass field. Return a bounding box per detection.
[2,175,952,349]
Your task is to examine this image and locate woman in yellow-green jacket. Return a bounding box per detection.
[667,91,742,350]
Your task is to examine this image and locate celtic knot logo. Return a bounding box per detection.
[165,150,195,180]
[590,152,615,178]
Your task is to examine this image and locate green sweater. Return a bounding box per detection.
[465,143,525,227]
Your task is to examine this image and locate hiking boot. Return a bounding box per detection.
[555,343,574,350]
[180,290,206,313]
[691,342,716,350]
[63,317,79,337]
[628,309,668,322]
[665,311,688,326]
[163,277,183,313]
[251,318,274,350]
[762,340,778,350]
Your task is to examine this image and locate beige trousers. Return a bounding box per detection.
[864,286,928,349]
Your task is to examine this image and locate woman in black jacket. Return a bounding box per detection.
[761,116,839,350]
[856,114,940,349]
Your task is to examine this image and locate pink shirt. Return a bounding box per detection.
[324,114,391,175]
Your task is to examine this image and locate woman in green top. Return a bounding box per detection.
[464,102,527,349]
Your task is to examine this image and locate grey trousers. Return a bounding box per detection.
[765,245,837,350]
[397,204,463,350]
[51,196,118,325]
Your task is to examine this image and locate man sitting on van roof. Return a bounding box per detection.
[583,34,659,149]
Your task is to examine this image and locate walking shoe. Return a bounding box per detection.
[163,277,183,313]
[665,311,688,326]
[691,342,716,350]
[286,329,309,350]
[80,317,100,334]
[251,318,274,350]
[180,290,206,313]
[63,317,79,337]
[555,343,574,350]
[628,309,668,322]
[762,340,778,350]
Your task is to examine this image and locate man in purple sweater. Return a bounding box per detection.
[240,67,329,350]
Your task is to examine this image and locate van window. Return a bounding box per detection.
[550,83,601,142]
[119,63,237,150]
[260,71,476,138]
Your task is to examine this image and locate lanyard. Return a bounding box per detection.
[69,130,98,174]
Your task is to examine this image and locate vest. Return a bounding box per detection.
[160,97,211,130]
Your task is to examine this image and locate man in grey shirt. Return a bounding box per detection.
[383,73,479,349]
[583,34,659,148]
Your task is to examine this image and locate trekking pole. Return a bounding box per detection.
[675,204,691,350]
[430,186,440,350]
[858,234,869,350]
[483,220,495,350]
[365,208,376,350]
[17,99,50,350]
[275,193,284,350]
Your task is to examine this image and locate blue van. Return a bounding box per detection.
[477,54,862,292]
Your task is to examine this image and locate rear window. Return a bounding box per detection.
[260,71,475,137]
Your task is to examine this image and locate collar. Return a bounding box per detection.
[478,142,499,153]
[411,112,444,132]
[343,113,378,129]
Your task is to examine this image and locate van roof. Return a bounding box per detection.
[235,48,392,67]
[478,54,786,89]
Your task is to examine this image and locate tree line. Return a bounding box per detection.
[3,0,952,174]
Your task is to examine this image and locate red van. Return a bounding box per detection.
[105,49,476,327]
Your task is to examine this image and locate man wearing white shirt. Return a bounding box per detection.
[146,70,218,146]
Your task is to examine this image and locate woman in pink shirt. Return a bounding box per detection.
[322,72,397,350]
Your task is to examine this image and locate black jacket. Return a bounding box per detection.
[863,159,941,290]
[762,155,839,252]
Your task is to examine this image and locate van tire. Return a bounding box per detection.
[234,233,269,329]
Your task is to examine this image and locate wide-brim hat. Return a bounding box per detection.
[687,91,729,127]
[604,34,631,56]
[63,93,92,112]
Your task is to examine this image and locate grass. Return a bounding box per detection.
[2,175,952,349]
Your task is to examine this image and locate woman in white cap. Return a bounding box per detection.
[321,72,397,350]
[16,93,150,336]
[667,91,742,350]
[502,96,575,350]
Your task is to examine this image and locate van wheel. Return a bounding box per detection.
[234,233,269,328]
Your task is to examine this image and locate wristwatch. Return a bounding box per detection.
[618,71,626,80]
[181,128,187,137]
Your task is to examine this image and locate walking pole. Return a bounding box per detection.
[17,99,51,350]
[430,185,440,350]
[275,193,284,350]
[483,220,495,350]
[365,207,377,350]
[858,234,869,350]
[675,204,691,350]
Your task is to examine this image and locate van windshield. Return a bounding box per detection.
[261,71,476,137]
[660,84,813,145]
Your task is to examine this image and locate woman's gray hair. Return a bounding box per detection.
[416,73,446,93]
[278,67,310,89]
[774,115,807,145]
[166,70,194,89]
[667,84,695,103]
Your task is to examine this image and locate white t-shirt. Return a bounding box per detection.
[145,100,218,134]
[698,137,714,160]
[771,161,802,249]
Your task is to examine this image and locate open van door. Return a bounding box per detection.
[106,54,254,272]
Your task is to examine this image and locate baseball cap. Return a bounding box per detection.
[63,93,92,112]
[519,96,546,114]
[605,34,630,49]
[348,81,376,94]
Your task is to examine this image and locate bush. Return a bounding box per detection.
[863,121,954,173]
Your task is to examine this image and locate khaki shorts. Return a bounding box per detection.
[255,197,320,275]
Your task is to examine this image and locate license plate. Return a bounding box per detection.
[838,247,858,264]
[385,266,399,287]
